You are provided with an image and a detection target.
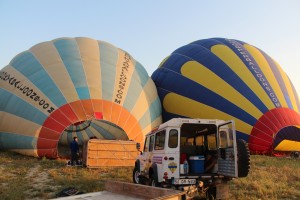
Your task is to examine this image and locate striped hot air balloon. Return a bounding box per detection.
[152,38,300,154]
[0,37,162,158]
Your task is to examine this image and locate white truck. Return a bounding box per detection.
[133,118,250,199]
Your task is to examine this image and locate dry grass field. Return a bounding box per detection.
[0,150,299,200]
[229,155,300,200]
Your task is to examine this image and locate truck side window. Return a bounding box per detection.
[155,130,166,150]
[168,129,178,148]
[149,135,155,152]
[144,137,149,152]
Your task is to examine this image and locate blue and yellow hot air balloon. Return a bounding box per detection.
[152,38,300,154]
[0,37,162,158]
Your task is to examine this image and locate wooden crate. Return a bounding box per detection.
[82,139,139,168]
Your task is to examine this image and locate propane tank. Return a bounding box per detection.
[183,159,189,174]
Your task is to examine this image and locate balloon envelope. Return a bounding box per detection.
[0,37,162,158]
[152,38,300,154]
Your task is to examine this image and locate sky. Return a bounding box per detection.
[0,0,299,96]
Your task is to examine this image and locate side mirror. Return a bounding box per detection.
[136,143,142,155]
[136,142,141,151]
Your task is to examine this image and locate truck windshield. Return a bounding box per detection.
[155,130,166,150]
[144,137,149,152]
[149,135,155,152]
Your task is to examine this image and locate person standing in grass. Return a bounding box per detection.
[70,136,79,166]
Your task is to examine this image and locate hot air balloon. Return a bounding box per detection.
[0,37,162,158]
[152,38,300,154]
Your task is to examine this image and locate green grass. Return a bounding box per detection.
[0,151,299,199]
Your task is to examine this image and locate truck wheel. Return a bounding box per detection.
[237,139,250,177]
[151,179,158,187]
[149,172,159,187]
[133,166,140,184]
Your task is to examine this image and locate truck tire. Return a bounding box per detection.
[149,165,159,187]
[237,139,250,177]
[150,178,159,187]
[133,166,140,184]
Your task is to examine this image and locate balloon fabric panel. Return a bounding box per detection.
[211,45,275,111]
[181,61,263,119]
[54,39,90,100]
[243,44,289,109]
[123,62,149,111]
[260,50,293,108]
[174,42,270,113]
[0,88,47,125]
[211,38,282,109]
[75,38,102,100]
[10,51,67,107]
[99,41,118,102]
[30,41,79,104]
[0,132,37,149]
[154,67,257,125]
[274,61,299,112]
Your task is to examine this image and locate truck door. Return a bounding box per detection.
[140,134,155,174]
[217,120,238,178]
[165,129,180,179]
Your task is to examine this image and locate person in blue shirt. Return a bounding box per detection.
[70,136,79,166]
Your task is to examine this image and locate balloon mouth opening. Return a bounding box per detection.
[273,125,300,151]
[57,119,129,158]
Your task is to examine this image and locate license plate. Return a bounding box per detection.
[173,179,196,185]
